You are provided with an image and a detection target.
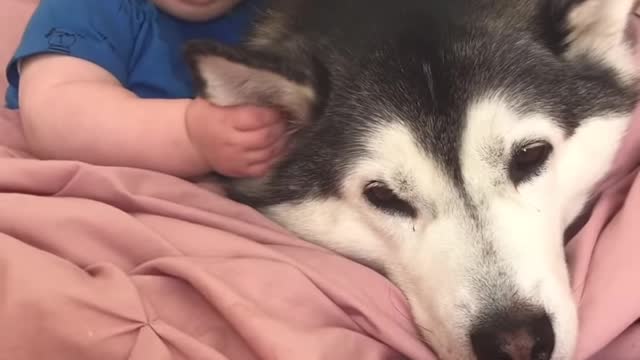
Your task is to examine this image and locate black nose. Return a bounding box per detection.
[470,310,555,360]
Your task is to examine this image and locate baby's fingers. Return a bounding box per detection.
[244,137,289,165]
[240,121,288,150]
[231,106,283,131]
[242,139,290,177]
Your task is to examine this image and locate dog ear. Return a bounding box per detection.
[548,0,639,81]
[184,40,317,127]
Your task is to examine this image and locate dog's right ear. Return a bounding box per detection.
[545,0,639,82]
[184,40,318,127]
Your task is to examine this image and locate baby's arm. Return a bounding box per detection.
[19,53,208,177]
[11,0,288,178]
[19,54,288,178]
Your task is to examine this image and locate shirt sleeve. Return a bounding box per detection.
[4,0,145,108]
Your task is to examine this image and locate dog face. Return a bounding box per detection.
[186,0,639,359]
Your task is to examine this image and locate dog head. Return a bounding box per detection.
[186,0,639,359]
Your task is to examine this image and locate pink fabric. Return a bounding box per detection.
[0,125,432,360]
[1,1,640,359]
[568,107,640,359]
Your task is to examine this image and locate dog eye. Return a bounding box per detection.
[509,141,553,185]
[363,181,417,217]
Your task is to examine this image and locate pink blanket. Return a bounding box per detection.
[1,1,639,359]
[0,107,431,360]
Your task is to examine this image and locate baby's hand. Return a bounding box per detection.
[186,97,290,177]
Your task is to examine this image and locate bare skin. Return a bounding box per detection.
[18,0,288,178]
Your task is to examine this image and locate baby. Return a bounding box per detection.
[4,0,288,178]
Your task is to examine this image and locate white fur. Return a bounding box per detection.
[264,94,631,359]
[229,2,636,359]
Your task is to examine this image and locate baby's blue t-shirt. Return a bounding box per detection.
[4,0,262,109]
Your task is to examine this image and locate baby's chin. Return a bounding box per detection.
[152,0,242,22]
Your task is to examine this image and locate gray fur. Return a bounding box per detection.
[185,1,639,359]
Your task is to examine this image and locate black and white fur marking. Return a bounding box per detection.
[185,1,640,359]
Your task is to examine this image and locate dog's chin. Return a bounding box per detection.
[391,252,578,360]
[409,302,578,360]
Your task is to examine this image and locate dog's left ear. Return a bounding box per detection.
[184,40,317,127]
[549,0,639,80]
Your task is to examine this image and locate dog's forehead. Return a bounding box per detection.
[352,28,635,180]
[363,96,562,191]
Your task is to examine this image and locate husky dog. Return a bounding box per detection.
[184,0,639,359]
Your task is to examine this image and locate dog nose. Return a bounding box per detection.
[470,310,555,360]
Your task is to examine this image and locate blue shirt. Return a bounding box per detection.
[4,0,262,109]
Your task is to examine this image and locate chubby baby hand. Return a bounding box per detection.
[186,97,290,178]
